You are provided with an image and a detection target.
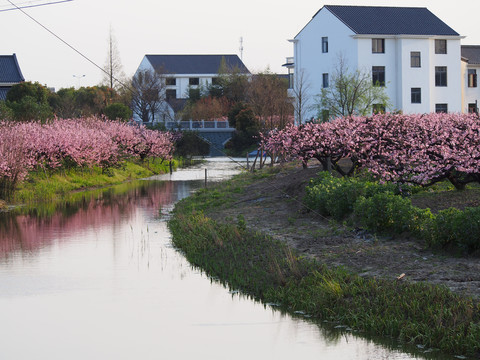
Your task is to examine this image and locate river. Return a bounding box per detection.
[0,159,448,359]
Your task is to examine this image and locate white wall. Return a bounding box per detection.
[137,56,217,99]
[136,56,153,73]
[357,37,397,112]
[173,75,216,99]
[431,38,462,113]
[294,7,357,121]
[132,56,174,124]
[398,38,432,114]
[292,10,465,119]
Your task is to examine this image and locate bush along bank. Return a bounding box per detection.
[169,177,480,358]
[304,172,480,254]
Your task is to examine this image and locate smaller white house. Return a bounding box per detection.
[288,5,466,123]
[134,54,250,124]
[461,46,480,114]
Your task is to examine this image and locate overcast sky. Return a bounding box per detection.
[0,0,478,90]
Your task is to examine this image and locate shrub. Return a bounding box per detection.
[353,192,418,234]
[425,207,480,252]
[104,103,132,121]
[174,131,210,158]
[304,172,397,220]
[0,101,13,121]
[460,207,480,252]
[304,172,340,216]
[305,171,480,254]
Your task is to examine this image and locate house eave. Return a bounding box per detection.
[352,34,465,40]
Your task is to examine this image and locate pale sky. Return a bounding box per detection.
[0,0,478,90]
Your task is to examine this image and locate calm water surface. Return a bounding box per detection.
[0,159,448,359]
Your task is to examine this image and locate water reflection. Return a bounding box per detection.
[0,160,455,359]
[0,181,181,258]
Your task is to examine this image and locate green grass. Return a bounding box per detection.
[172,166,280,214]
[13,158,179,204]
[169,169,480,359]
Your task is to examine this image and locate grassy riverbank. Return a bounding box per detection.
[169,166,480,358]
[11,158,179,204]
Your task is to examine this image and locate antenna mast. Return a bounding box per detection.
[239,37,244,60]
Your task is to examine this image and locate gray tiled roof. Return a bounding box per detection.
[0,87,9,101]
[461,46,480,65]
[145,55,250,75]
[166,98,187,113]
[0,54,25,83]
[321,5,459,36]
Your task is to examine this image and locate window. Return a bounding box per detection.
[372,104,386,114]
[288,73,294,89]
[435,104,448,113]
[468,69,477,88]
[322,37,328,53]
[372,38,385,53]
[435,39,447,54]
[166,89,176,100]
[211,77,220,86]
[189,77,200,86]
[287,67,294,89]
[166,77,176,86]
[411,88,421,104]
[372,66,385,86]
[468,103,478,114]
[435,66,447,87]
[322,73,329,88]
[411,52,421,68]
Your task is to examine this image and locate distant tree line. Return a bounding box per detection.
[0,62,294,156]
[0,81,132,122]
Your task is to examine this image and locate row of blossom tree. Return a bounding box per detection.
[262,113,480,190]
[0,117,175,198]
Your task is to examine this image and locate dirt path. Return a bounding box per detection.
[207,164,480,300]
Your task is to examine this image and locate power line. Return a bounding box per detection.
[5,3,327,224]
[0,0,72,12]
[5,0,129,90]
[6,0,103,72]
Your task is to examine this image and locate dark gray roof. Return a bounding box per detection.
[461,46,480,65]
[320,5,459,36]
[0,87,9,101]
[145,55,250,75]
[166,98,187,113]
[0,54,25,83]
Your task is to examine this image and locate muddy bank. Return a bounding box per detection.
[206,164,480,300]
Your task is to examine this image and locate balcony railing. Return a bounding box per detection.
[165,120,233,131]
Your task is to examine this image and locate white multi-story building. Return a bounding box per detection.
[288,5,467,123]
[134,54,250,124]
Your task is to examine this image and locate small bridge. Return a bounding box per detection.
[166,120,235,156]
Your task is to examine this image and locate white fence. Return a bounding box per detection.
[165,120,234,131]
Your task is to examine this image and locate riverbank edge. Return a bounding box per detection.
[168,166,480,359]
[4,158,182,207]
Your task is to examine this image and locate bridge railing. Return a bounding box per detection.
[165,120,233,130]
